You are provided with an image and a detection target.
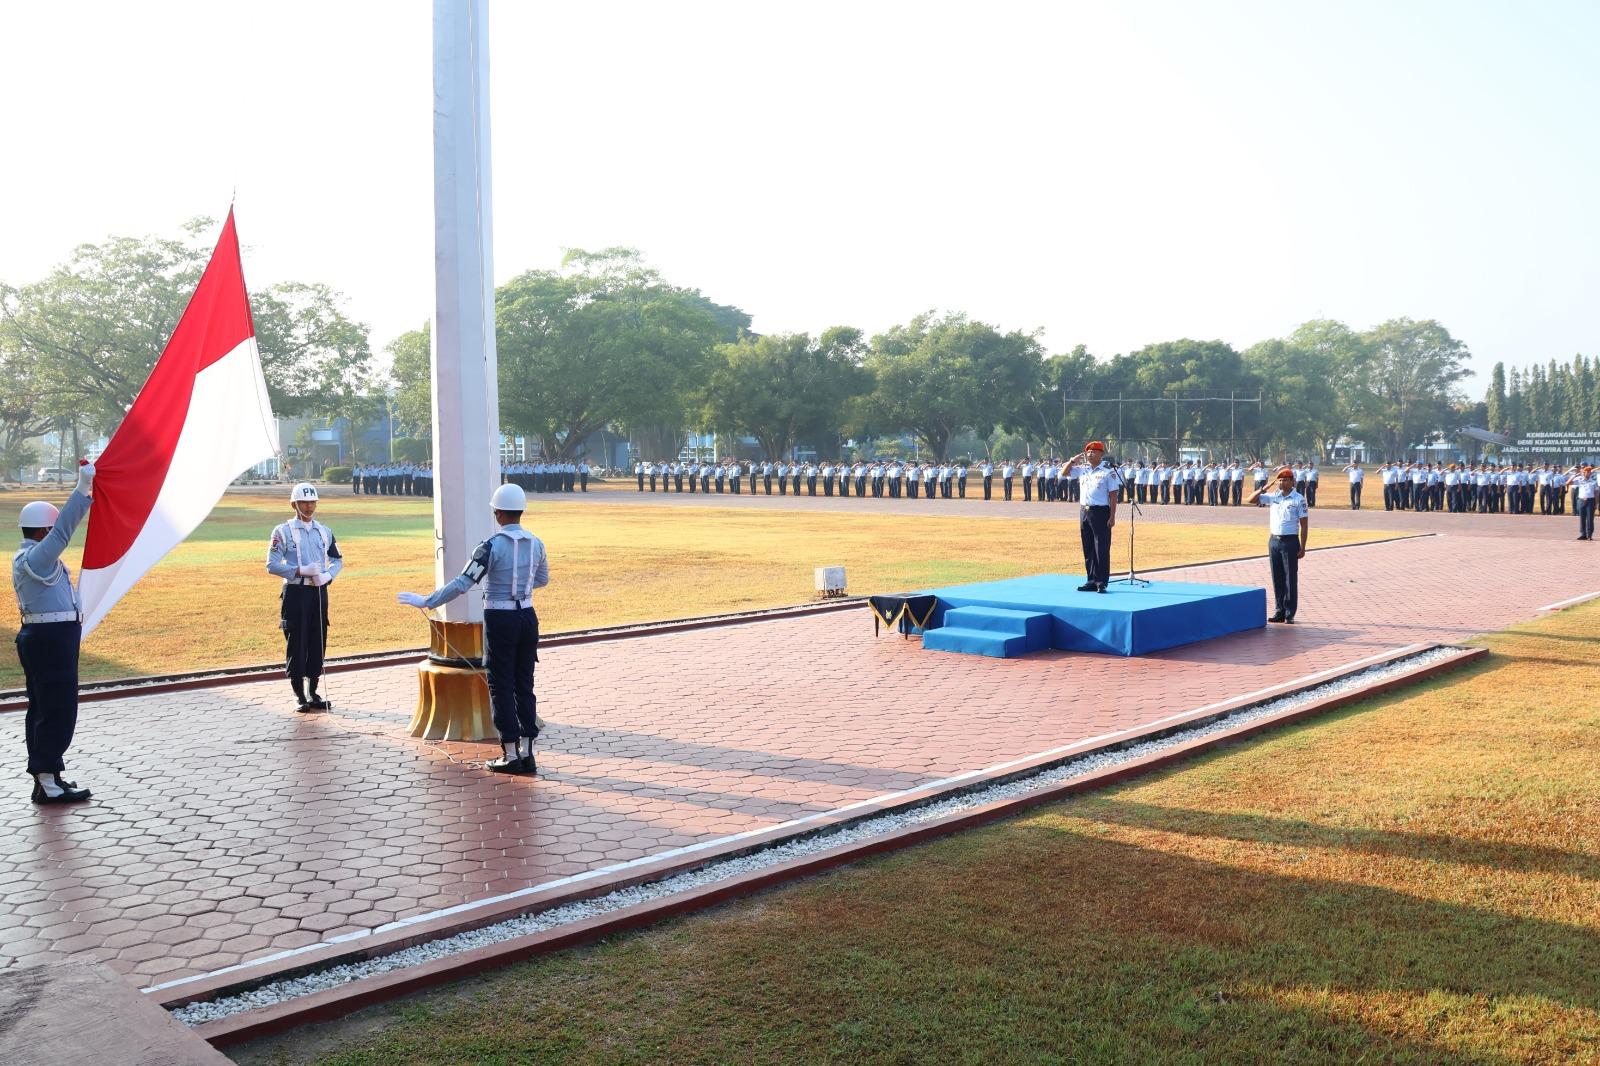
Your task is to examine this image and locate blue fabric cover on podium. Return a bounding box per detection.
[922,574,1265,657]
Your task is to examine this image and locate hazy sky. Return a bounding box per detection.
[3,0,1596,389]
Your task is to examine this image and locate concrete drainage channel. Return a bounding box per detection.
[163,642,1484,1046]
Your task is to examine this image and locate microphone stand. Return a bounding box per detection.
[1111,496,1150,588]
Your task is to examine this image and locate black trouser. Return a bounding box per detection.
[1580,498,1596,539]
[983,476,992,500]
[1306,481,1318,507]
[1268,534,1300,620]
[1003,477,1013,500]
[580,473,589,491]
[637,473,644,490]
[1160,482,1170,504]
[281,583,329,684]
[1350,482,1362,509]
[484,607,539,743]
[823,478,832,496]
[731,476,741,494]
[959,477,967,498]
[1023,477,1032,502]
[16,620,80,774]
[1232,480,1244,505]
[1383,484,1395,510]
[1080,505,1113,588]
[765,474,773,494]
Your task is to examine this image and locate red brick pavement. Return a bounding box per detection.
[1,532,1594,991]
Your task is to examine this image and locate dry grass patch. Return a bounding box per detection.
[1,492,1387,687]
[234,602,1600,1066]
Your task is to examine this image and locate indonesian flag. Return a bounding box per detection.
[79,210,278,637]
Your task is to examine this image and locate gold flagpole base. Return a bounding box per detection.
[409,620,494,741]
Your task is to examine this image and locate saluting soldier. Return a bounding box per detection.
[398,483,549,774]
[1568,464,1597,540]
[1343,460,1364,509]
[1071,442,1121,593]
[1246,465,1309,624]
[266,483,344,712]
[13,461,96,803]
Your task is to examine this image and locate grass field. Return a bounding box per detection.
[0,492,1388,688]
[234,599,1600,1066]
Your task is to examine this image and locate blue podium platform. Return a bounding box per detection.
[919,573,1266,657]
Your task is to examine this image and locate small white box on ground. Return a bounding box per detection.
[814,566,847,596]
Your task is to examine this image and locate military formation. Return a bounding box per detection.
[352,462,433,496]
[351,460,595,497]
[631,457,1301,506]
[1368,460,1594,515]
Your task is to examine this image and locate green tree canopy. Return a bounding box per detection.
[496,248,748,460]
[866,312,1044,461]
[386,323,432,434]
[0,220,376,438]
[699,327,868,460]
[1346,318,1470,457]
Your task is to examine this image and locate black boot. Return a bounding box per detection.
[290,676,312,713]
[487,741,523,774]
[307,679,329,711]
[31,772,91,804]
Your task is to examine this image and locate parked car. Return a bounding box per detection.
[36,467,73,483]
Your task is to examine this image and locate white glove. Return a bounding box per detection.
[75,462,96,495]
[397,592,426,608]
[314,572,332,587]
[297,564,320,577]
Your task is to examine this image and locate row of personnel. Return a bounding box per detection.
[350,462,597,497]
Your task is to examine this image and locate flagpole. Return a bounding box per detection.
[412,0,499,741]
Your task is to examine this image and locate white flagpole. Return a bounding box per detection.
[430,0,500,623]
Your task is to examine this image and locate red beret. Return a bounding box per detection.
[1275,466,1294,480]
[1085,441,1105,451]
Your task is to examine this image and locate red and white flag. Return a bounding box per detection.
[79,210,278,636]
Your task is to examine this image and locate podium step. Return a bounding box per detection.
[923,625,1043,658]
[936,606,1051,652]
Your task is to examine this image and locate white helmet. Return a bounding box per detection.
[290,483,319,503]
[19,501,60,529]
[490,483,526,511]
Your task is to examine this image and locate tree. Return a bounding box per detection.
[0,324,53,477]
[1485,361,1507,443]
[1005,344,1101,457]
[0,219,375,433]
[699,328,868,460]
[1108,339,1256,457]
[387,324,432,434]
[1243,337,1341,460]
[866,313,1044,461]
[495,248,748,461]
[1346,318,1470,457]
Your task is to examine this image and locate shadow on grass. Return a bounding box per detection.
[1067,796,1600,884]
[235,816,1591,1065]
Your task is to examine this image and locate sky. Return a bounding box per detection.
[2,0,1597,391]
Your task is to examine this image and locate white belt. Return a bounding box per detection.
[485,598,532,610]
[22,611,79,624]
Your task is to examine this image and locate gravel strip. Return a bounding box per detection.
[171,646,1456,1026]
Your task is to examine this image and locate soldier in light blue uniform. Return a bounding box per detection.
[398,483,550,775]
[14,462,95,803]
[266,484,344,712]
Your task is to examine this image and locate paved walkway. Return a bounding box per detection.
[1,529,1594,992]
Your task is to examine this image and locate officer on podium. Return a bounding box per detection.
[1071,441,1121,593]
